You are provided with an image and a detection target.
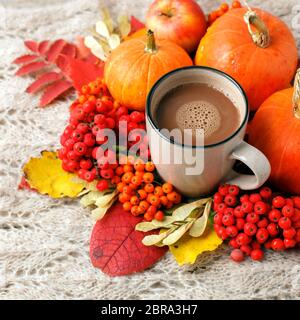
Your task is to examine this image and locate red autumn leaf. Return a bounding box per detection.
[40,79,73,107]
[75,36,92,59]
[26,72,63,93]
[38,40,51,55]
[46,39,67,62]
[14,38,104,106]
[15,61,48,76]
[13,54,39,64]
[129,16,145,35]
[24,40,39,52]
[18,176,36,192]
[63,57,104,91]
[55,54,70,74]
[90,202,167,277]
[74,36,99,64]
[61,43,77,58]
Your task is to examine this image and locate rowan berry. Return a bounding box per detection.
[96,179,109,191]
[145,161,155,172]
[144,183,154,193]
[154,211,164,221]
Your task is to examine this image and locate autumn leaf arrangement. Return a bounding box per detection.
[13,11,143,107]
[15,5,226,277]
[16,0,300,276]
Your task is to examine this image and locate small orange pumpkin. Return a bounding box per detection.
[249,69,300,194]
[195,8,298,111]
[124,28,147,40]
[104,30,193,111]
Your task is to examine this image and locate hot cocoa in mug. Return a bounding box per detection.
[146,66,271,197]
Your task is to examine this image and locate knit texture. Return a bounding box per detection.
[0,0,299,300]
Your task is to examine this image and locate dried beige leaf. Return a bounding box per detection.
[89,191,118,221]
[96,21,110,39]
[162,220,195,246]
[101,7,114,33]
[91,206,110,221]
[85,180,99,192]
[108,34,121,50]
[118,15,131,37]
[172,198,210,221]
[84,36,107,60]
[138,197,213,246]
[136,216,176,232]
[95,189,119,207]
[135,222,157,232]
[90,44,107,61]
[189,200,212,237]
[80,191,105,207]
[84,35,100,48]
[152,216,177,227]
[142,229,175,246]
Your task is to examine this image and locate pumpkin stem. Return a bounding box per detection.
[244,9,270,48]
[293,69,300,119]
[145,30,157,54]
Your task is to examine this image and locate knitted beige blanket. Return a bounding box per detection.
[0,0,299,300]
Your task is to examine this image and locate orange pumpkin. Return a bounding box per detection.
[105,30,193,111]
[195,8,298,111]
[249,69,300,194]
[124,28,147,40]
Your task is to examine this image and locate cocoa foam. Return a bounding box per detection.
[175,101,221,137]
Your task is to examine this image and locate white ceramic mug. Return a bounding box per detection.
[146,66,271,197]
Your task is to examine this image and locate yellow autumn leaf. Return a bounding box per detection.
[169,227,223,266]
[23,151,85,199]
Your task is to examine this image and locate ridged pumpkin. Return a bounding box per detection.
[195,8,298,111]
[249,69,300,194]
[104,30,193,111]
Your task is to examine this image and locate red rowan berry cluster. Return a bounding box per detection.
[58,78,182,221]
[58,78,148,191]
[213,185,300,262]
[208,1,242,26]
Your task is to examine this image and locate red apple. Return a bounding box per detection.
[146,0,207,53]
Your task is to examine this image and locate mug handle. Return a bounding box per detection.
[225,141,271,190]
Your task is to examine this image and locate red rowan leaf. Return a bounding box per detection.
[26,72,63,93]
[15,61,48,76]
[14,38,103,107]
[38,40,51,55]
[129,16,145,34]
[40,79,73,107]
[46,39,67,62]
[55,54,68,74]
[84,55,100,65]
[61,43,77,58]
[13,54,39,64]
[24,40,39,52]
[64,57,104,91]
[90,203,167,277]
[74,36,99,64]
[75,36,92,59]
